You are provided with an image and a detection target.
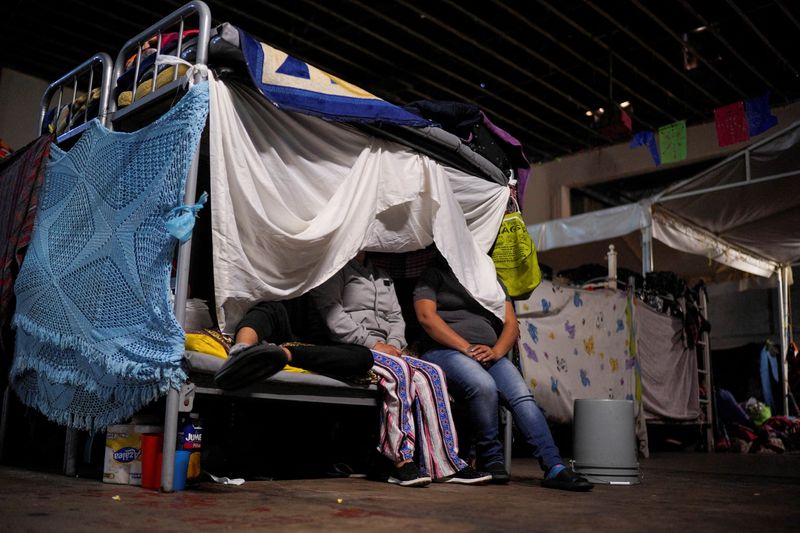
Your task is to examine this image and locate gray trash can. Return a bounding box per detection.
[572,399,640,485]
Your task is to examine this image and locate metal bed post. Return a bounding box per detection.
[697,286,715,451]
[505,315,526,475]
[110,0,210,492]
[778,266,790,415]
[502,406,513,474]
[0,386,10,461]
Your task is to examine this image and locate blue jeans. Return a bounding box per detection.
[422,349,562,472]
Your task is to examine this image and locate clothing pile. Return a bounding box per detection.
[403,100,531,200]
[639,271,710,350]
[715,388,800,453]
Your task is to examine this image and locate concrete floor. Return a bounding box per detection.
[1,452,798,532]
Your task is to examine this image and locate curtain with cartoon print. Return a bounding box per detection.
[517,280,638,424]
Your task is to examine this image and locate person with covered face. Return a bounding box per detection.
[312,251,490,487]
[413,256,593,491]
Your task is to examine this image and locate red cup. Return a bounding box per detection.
[141,433,164,490]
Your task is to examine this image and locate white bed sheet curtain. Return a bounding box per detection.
[636,301,701,421]
[208,77,509,331]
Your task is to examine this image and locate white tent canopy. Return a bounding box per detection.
[530,121,800,276]
[527,120,800,413]
[654,124,800,268]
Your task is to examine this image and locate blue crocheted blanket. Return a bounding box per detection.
[11,82,209,431]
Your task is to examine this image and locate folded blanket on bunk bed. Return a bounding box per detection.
[10,82,209,432]
[117,65,190,107]
[237,28,431,126]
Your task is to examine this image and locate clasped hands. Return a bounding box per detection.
[372,340,499,364]
[463,343,500,365]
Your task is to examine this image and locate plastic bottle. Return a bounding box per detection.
[177,413,203,483]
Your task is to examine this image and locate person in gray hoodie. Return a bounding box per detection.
[311,251,490,487]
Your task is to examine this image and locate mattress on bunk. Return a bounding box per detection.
[183,350,379,400]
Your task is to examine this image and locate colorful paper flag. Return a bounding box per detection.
[745,92,778,136]
[658,120,687,164]
[629,131,660,166]
[620,108,632,131]
[714,101,749,147]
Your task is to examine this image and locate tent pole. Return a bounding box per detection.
[641,217,654,274]
[778,266,790,415]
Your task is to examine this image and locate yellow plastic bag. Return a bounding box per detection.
[491,211,541,300]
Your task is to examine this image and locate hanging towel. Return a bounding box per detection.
[10,82,209,432]
[0,134,52,338]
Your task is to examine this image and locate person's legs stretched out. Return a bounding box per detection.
[214,301,373,389]
[423,349,591,491]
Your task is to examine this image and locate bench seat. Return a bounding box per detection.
[183,350,380,406]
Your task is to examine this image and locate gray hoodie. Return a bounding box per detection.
[311,258,406,349]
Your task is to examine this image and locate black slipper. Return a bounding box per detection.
[213,343,288,390]
[541,469,593,492]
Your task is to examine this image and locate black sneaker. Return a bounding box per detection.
[541,467,593,492]
[387,462,431,487]
[213,343,288,390]
[484,462,511,484]
[442,466,492,485]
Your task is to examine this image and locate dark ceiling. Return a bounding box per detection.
[3,0,800,163]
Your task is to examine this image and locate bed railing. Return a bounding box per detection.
[38,53,113,143]
[106,0,211,493]
[109,0,211,120]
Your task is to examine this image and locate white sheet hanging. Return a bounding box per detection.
[208,77,509,331]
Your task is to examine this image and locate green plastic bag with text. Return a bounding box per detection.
[491,212,541,300]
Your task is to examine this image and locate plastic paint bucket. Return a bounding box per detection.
[572,399,641,485]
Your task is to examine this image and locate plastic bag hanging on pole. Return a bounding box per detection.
[491,211,541,300]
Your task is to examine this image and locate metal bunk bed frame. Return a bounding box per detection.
[9,0,516,492]
[121,2,506,491]
[38,53,114,144]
